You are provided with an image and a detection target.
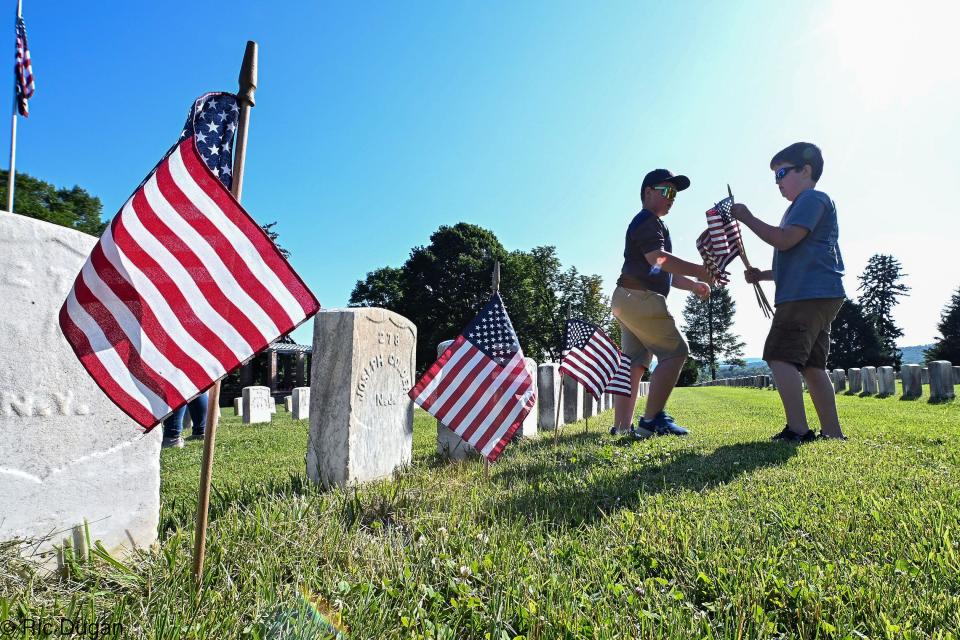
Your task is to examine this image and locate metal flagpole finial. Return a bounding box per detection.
[491,261,500,295]
[727,184,734,200]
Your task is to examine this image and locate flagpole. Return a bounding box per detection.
[553,304,571,445]
[192,40,258,588]
[6,0,22,213]
[726,184,773,318]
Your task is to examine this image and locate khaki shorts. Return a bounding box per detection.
[611,285,689,369]
[763,298,844,369]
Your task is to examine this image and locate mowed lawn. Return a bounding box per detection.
[5,387,960,639]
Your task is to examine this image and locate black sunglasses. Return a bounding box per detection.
[774,166,801,182]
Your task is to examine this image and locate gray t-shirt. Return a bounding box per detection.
[772,189,845,305]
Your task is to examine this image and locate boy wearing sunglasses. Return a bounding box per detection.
[611,169,713,438]
[730,142,847,441]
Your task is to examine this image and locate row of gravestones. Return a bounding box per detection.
[231,386,311,421]
[827,362,958,401]
[434,340,649,459]
[697,376,771,388]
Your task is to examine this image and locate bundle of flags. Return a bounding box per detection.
[559,319,632,399]
[15,15,34,117]
[695,196,740,286]
[408,293,535,462]
[59,92,320,429]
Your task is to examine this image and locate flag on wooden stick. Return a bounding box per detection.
[558,318,630,400]
[59,92,320,430]
[603,353,632,397]
[409,293,535,462]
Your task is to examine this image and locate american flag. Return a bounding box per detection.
[696,196,742,285]
[603,354,632,397]
[58,92,320,430]
[558,319,628,400]
[409,293,535,462]
[15,16,34,117]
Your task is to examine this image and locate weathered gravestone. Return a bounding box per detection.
[291,387,310,420]
[901,364,922,399]
[832,369,846,393]
[878,366,896,396]
[921,367,929,385]
[306,309,415,487]
[0,213,160,568]
[519,358,538,438]
[847,368,861,394]
[434,340,475,459]
[582,387,597,419]
[242,386,271,424]
[537,363,562,431]
[269,397,277,414]
[954,366,960,385]
[563,375,584,424]
[233,396,243,417]
[284,395,292,412]
[929,361,955,402]
[861,366,878,396]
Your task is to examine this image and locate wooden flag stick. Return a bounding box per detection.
[553,304,572,445]
[192,40,258,588]
[483,261,500,477]
[726,184,773,318]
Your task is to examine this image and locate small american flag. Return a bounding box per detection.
[59,92,320,429]
[603,354,632,397]
[15,16,34,117]
[558,319,628,400]
[696,196,742,284]
[409,293,535,462]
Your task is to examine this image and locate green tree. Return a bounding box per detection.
[924,285,960,364]
[857,254,910,367]
[260,221,291,259]
[0,169,105,236]
[681,288,746,380]
[827,298,888,370]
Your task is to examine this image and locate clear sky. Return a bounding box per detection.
[11,0,960,355]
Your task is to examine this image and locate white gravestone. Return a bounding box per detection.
[929,361,955,402]
[861,366,878,396]
[832,369,846,393]
[233,397,243,417]
[953,366,960,385]
[242,386,271,424]
[291,386,310,420]
[847,368,861,394]
[901,364,922,399]
[582,387,596,419]
[269,396,277,414]
[878,366,896,396]
[518,358,538,438]
[434,340,475,459]
[537,363,562,431]
[306,308,416,487]
[921,367,929,385]
[563,374,584,424]
[284,395,292,412]
[0,213,160,568]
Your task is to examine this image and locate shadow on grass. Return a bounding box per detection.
[495,440,800,527]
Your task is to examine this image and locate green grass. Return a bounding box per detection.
[3,388,960,639]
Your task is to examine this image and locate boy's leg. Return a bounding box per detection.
[187,393,209,437]
[613,362,647,430]
[642,354,685,420]
[769,360,809,434]
[162,405,187,440]
[803,367,842,437]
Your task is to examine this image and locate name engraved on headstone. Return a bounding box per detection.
[1,390,92,418]
[355,352,412,402]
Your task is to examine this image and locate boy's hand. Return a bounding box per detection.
[692,281,711,299]
[730,203,753,222]
[694,264,714,284]
[744,267,763,284]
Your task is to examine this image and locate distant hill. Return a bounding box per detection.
[900,344,934,364]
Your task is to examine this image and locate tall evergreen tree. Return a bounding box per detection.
[828,298,888,370]
[857,254,910,367]
[924,285,960,364]
[0,169,105,236]
[681,288,745,380]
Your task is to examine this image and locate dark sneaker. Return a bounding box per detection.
[816,432,848,441]
[161,436,185,449]
[187,433,206,441]
[630,421,656,439]
[771,425,816,442]
[638,412,689,437]
[609,425,630,436]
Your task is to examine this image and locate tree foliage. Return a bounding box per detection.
[349,223,610,373]
[0,169,105,236]
[681,287,746,380]
[924,285,960,364]
[857,254,910,367]
[828,298,888,370]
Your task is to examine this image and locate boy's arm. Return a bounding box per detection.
[730,204,809,251]
[644,249,713,282]
[744,267,774,284]
[673,274,711,298]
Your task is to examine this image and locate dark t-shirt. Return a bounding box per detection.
[620,209,672,296]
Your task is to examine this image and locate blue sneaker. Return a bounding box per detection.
[638,411,689,436]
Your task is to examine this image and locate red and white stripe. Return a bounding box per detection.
[409,335,535,462]
[59,138,319,429]
[15,17,34,117]
[559,328,621,400]
[604,354,632,396]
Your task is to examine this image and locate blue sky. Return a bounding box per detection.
[12,0,960,356]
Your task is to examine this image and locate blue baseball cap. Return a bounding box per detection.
[642,169,690,192]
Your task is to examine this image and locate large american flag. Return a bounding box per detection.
[603,354,632,397]
[558,319,629,400]
[696,196,741,285]
[15,16,34,117]
[59,92,320,430]
[409,293,535,462]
